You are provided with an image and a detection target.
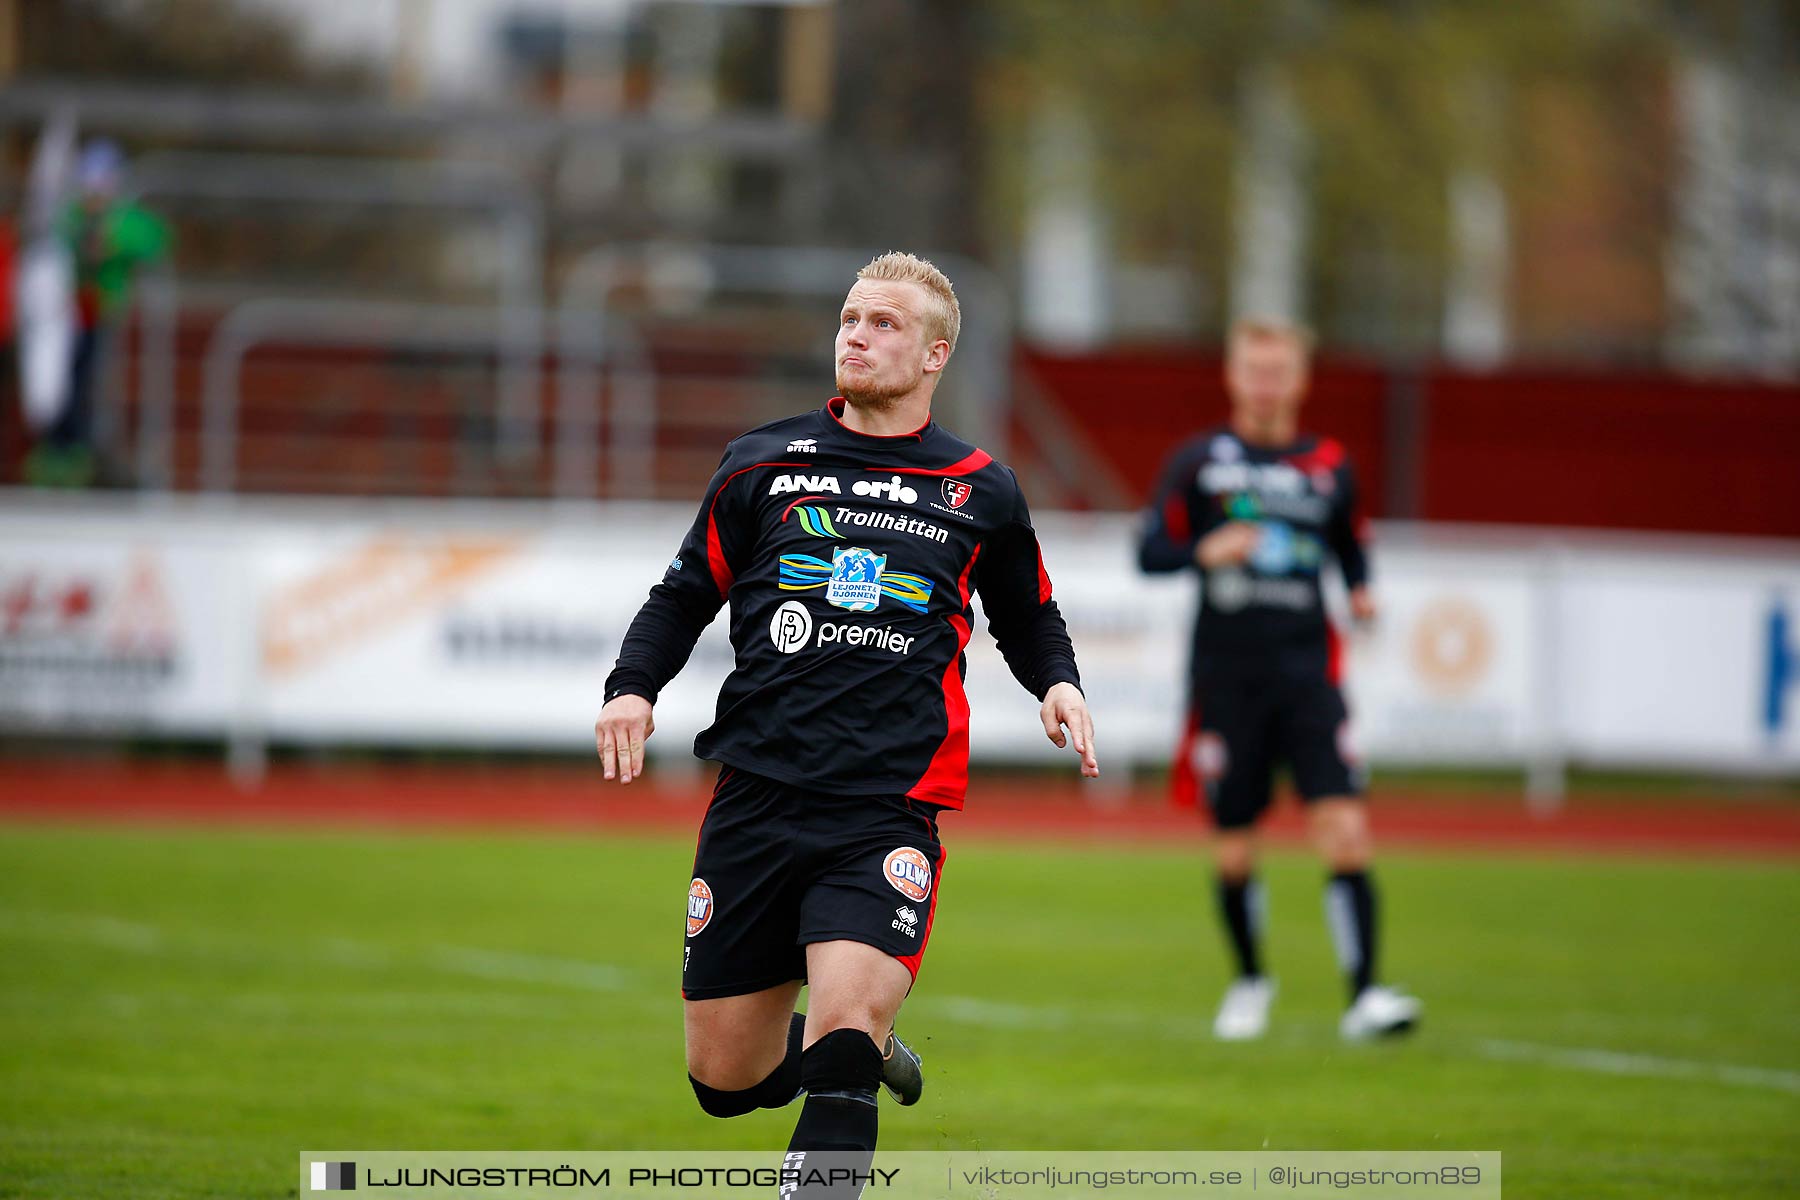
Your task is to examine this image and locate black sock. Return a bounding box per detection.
[1325,870,1378,1001]
[1217,876,1264,979]
[785,1028,881,1197]
[689,1012,806,1117]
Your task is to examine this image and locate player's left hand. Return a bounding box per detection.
[1348,585,1378,626]
[1040,681,1099,778]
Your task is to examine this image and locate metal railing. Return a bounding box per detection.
[174,242,1035,502]
[124,152,545,477]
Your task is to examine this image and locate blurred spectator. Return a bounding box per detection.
[25,141,168,488]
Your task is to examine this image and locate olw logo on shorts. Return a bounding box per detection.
[686,878,714,937]
[883,847,933,902]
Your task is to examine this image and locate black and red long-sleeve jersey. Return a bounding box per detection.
[1137,426,1369,684]
[604,398,1082,809]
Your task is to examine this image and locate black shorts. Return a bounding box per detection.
[681,766,948,1001]
[1176,671,1364,830]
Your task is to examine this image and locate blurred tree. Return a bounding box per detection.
[17,0,376,92]
[826,0,981,255]
[981,0,1694,363]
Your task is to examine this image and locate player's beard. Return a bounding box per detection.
[836,363,919,413]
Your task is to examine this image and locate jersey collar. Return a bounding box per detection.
[823,397,932,442]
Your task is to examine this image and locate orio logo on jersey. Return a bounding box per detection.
[686,878,714,937]
[940,479,974,510]
[883,847,933,902]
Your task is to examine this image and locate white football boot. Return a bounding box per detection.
[1212,976,1276,1041]
[1339,985,1422,1041]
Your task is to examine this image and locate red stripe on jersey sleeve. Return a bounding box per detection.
[705,510,733,599]
[1036,544,1054,604]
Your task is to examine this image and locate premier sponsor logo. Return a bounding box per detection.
[770,600,814,654]
[1206,567,1315,613]
[814,620,915,654]
[884,847,933,901]
[767,600,916,656]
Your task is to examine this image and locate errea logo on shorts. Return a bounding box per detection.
[883,847,933,902]
[686,878,714,937]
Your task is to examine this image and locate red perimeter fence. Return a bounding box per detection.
[1021,348,1800,537]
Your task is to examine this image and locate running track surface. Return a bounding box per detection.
[1,760,1796,859]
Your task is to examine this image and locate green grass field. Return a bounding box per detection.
[1,823,1795,1199]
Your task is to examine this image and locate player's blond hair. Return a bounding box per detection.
[856,251,961,359]
[1229,317,1316,358]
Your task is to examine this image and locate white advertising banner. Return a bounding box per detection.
[247,510,731,750]
[0,510,243,732]
[1555,554,1800,769]
[1340,551,1542,764]
[0,497,1795,776]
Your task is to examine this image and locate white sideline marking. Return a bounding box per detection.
[1474,1038,1800,1096]
[930,995,1077,1030]
[926,985,1800,1097]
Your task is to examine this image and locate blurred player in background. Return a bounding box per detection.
[596,252,1096,1190]
[1136,319,1420,1042]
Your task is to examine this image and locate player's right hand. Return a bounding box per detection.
[595,694,655,785]
[1196,521,1260,568]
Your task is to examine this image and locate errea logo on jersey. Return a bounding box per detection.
[770,473,840,496]
[787,439,817,453]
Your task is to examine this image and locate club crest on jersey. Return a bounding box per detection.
[883,847,933,902]
[686,878,714,937]
[941,479,974,510]
[824,546,886,612]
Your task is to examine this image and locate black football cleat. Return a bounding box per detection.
[880,1031,923,1106]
